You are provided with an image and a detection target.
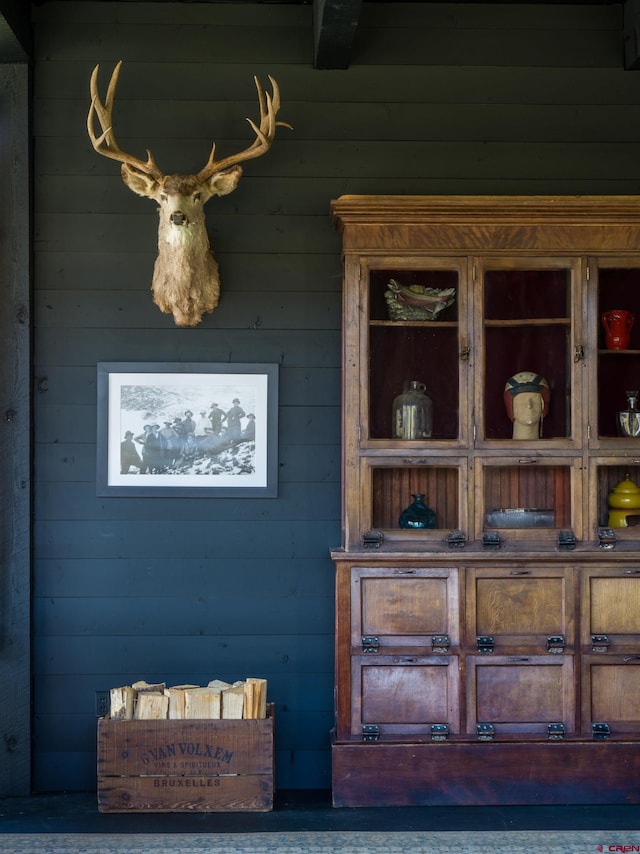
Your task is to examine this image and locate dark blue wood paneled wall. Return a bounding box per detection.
[31,0,638,792]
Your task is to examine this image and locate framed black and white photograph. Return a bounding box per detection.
[96,362,278,497]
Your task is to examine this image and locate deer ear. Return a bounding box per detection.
[121,163,161,198]
[206,165,243,198]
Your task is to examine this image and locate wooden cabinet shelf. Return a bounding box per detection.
[484,318,570,327]
[331,195,640,806]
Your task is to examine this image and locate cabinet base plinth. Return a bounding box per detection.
[331,737,640,806]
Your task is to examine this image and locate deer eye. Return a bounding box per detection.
[194,192,202,202]
[160,193,168,202]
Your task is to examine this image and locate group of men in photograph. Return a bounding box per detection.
[120,399,256,474]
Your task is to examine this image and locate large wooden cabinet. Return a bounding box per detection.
[330,196,640,806]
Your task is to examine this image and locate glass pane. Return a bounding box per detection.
[598,268,640,438]
[483,465,571,530]
[369,269,459,441]
[484,269,571,440]
[372,466,458,531]
[596,464,640,529]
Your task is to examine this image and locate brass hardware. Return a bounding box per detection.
[548,723,565,741]
[547,635,565,654]
[362,530,384,548]
[362,636,379,654]
[482,532,501,550]
[430,724,449,742]
[477,636,494,654]
[446,530,466,549]
[592,722,610,740]
[557,530,576,551]
[591,634,610,653]
[598,528,616,550]
[574,345,584,363]
[477,723,495,741]
[362,725,380,742]
[432,635,450,654]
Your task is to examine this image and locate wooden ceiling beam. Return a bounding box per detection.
[313,0,363,70]
[0,0,31,60]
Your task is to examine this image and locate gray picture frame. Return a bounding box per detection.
[96,362,278,497]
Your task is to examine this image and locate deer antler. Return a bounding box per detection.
[196,75,292,180]
[87,61,163,179]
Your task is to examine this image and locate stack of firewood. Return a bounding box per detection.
[109,678,267,721]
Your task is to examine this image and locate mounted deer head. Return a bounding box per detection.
[87,61,291,327]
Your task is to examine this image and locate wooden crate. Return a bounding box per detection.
[97,704,274,812]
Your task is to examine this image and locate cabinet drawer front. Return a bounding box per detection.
[350,654,460,737]
[351,567,459,649]
[466,566,574,651]
[582,570,640,648]
[466,655,575,736]
[581,655,640,734]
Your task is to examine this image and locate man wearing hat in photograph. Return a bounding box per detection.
[503,372,551,440]
[120,430,143,474]
[225,398,246,440]
[208,402,226,435]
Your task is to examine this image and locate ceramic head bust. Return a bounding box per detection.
[503,372,550,439]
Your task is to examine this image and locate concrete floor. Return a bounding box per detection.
[1,790,640,834]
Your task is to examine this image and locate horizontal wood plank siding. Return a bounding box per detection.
[30,0,636,793]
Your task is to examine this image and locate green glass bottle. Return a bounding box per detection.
[399,494,436,529]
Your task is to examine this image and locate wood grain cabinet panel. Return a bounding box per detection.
[351,566,459,650]
[581,568,640,650]
[466,565,575,653]
[467,655,575,736]
[331,196,640,805]
[581,656,640,735]
[351,655,460,737]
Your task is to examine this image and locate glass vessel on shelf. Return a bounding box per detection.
[392,381,433,440]
[399,494,437,529]
[617,390,640,437]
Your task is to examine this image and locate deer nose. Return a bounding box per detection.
[170,211,188,226]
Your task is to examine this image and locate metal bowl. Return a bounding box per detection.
[485,508,555,529]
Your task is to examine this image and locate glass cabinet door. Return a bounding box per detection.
[475,258,582,446]
[364,259,468,445]
[475,456,582,541]
[593,261,640,446]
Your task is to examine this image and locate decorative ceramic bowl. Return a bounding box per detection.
[485,508,555,529]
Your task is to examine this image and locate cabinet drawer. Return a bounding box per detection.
[350,654,460,737]
[466,566,574,652]
[351,566,459,651]
[466,655,575,737]
[581,655,640,735]
[581,568,640,650]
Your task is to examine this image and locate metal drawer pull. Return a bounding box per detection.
[393,657,417,663]
[510,570,531,575]
[393,569,417,575]
[508,657,531,663]
[623,569,640,575]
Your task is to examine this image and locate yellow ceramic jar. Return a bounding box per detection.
[607,474,640,527]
